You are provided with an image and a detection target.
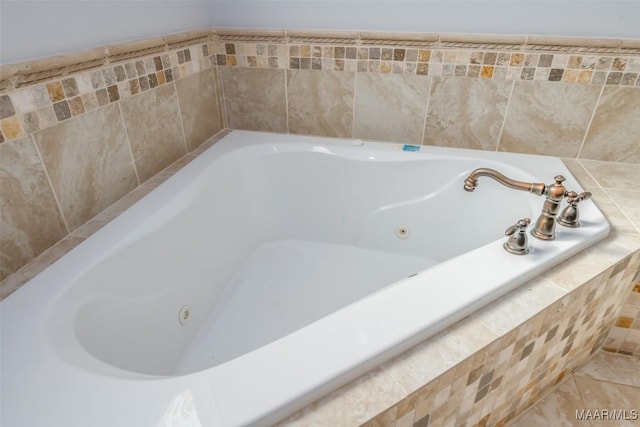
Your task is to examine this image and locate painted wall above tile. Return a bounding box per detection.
[209,1,640,39]
[0,1,212,64]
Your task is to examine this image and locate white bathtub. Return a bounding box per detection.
[1,130,609,426]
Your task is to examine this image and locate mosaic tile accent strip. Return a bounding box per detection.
[211,40,640,88]
[343,253,639,427]
[0,41,215,142]
[2,29,640,144]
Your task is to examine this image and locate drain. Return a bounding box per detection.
[396,226,410,239]
[178,305,191,326]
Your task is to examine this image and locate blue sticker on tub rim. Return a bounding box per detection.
[402,144,421,152]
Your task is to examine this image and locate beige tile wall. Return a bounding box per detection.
[581,87,640,163]
[354,73,431,144]
[175,68,223,151]
[0,136,68,277]
[286,69,354,138]
[0,34,223,281]
[208,33,640,167]
[498,81,601,157]
[423,77,511,151]
[220,67,287,132]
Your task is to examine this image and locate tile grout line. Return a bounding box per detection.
[31,134,71,234]
[574,158,640,234]
[284,68,290,134]
[419,75,433,145]
[350,68,358,139]
[214,65,229,129]
[599,186,640,235]
[576,158,603,189]
[577,373,640,390]
[571,375,597,427]
[494,79,516,152]
[578,157,640,234]
[217,65,230,129]
[575,84,605,160]
[171,79,190,155]
[116,101,141,186]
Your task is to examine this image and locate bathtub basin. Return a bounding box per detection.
[1,130,609,426]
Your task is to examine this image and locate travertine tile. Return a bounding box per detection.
[580,160,640,190]
[383,339,459,398]
[354,73,430,144]
[542,235,632,291]
[606,189,640,230]
[423,77,512,150]
[189,129,231,157]
[510,377,587,427]
[1,116,24,139]
[175,68,222,151]
[0,94,15,119]
[588,188,638,235]
[609,231,640,251]
[575,351,640,387]
[580,87,640,163]
[274,365,407,427]
[499,81,601,157]
[562,158,598,188]
[0,235,84,300]
[0,136,67,280]
[220,67,287,132]
[34,104,138,231]
[141,153,197,189]
[119,83,187,182]
[286,69,355,138]
[473,277,566,335]
[384,320,497,395]
[70,185,155,239]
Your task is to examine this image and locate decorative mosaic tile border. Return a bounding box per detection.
[0,41,215,143]
[211,29,640,86]
[2,29,640,144]
[212,41,640,86]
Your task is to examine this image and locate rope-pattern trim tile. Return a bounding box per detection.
[217,35,287,43]
[108,45,167,63]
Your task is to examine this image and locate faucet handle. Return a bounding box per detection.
[558,191,592,227]
[504,218,531,255]
[505,218,531,236]
[567,191,592,204]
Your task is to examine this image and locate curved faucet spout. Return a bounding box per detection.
[463,168,546,196]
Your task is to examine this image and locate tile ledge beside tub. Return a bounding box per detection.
[1,130,639,426]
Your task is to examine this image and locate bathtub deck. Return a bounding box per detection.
[174,239,435,374]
